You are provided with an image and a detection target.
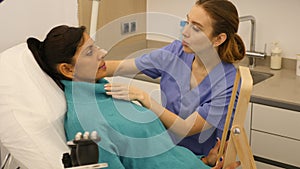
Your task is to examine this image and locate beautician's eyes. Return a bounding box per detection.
[192,25,201,32]
[185,20,201,32]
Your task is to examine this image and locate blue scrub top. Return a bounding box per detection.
[135,40,237,156]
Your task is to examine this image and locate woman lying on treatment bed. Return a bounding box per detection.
[26,25,240,169]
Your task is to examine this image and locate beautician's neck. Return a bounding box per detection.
[194,55,204,66]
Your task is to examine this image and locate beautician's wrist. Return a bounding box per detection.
[137,91,149,108]
[136,91,145,101]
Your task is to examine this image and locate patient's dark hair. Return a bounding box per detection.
[27,25,86,89]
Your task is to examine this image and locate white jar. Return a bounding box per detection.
[270,54,282,70]
[270,42,282,70]
[296,54,300,76]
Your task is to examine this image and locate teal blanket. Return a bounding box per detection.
[62,79,210,169]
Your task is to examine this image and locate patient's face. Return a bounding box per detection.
[72,32,108,82]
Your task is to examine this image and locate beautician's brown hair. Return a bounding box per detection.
[27,25,86,89]
[196,0,245,63]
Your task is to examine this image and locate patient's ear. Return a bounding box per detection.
[57,63,74,79]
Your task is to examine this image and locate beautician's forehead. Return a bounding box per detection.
[188,5,212,28]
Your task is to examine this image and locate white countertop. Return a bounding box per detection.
[249,65,300,111]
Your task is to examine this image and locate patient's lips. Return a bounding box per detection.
[98,62,106,70]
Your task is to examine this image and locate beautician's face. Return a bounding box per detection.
[181,5,215,54]
[72,32,107,82]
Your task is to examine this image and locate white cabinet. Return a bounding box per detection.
[250,103,300,168]
[245,103,252,143]
[252,104,300,140]
[255,161,284,169]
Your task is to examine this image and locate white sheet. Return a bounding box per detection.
[0,43,69,168]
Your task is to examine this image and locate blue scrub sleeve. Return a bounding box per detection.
[135,40,184,79]
[135,50,163,79]
[197,102,228,131]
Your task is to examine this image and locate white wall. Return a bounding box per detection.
[146,0,195,42]
[95,13,147,51]
[0,0,78,53]
[231,0,300,59]
[147,0,300,59]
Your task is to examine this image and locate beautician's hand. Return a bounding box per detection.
[211,159,241,169]
[104,83,148,103]
[203,138,221,166]
[203,138,240,169]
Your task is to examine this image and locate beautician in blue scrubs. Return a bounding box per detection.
[105,0,246,156]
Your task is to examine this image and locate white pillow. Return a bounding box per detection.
[0,43,69,168]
